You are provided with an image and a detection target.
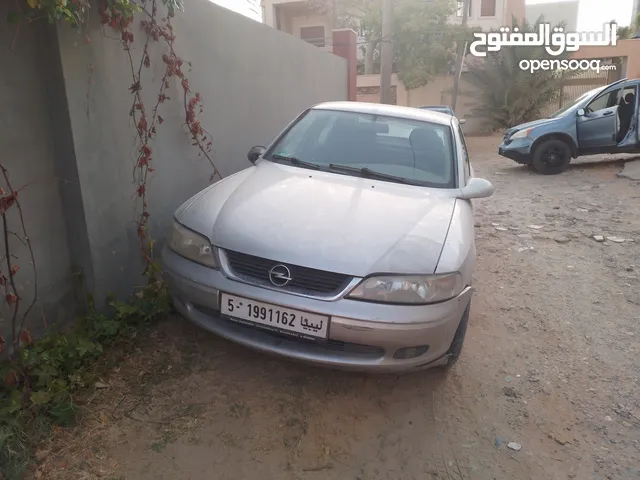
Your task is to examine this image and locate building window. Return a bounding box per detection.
[480,0,496,17]
[456,0,472,17]
[300,26,326,47]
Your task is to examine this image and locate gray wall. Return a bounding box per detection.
[0,5,77,344]
[55,0,347,302]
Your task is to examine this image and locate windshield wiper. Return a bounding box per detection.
[328,163,422,185]
[271,154,321,170]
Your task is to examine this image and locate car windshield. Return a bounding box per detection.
[548,89,600,118]
[266,109,456,188]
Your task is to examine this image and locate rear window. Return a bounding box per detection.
[268,109,456,188]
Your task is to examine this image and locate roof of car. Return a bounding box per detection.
[311,101,454,126]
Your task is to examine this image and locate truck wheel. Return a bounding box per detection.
[531,138,572,175]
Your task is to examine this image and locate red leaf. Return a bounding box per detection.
[6,292,17,305]
[136,185,146,197]
[129,81,141,93]
[19,329,33,346]
[10,265,19,276]
[181,79,190,93]
[158,115,164,124]
[137,116,148,134]
[5,371,16,386]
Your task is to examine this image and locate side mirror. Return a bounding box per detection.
[576,108,585,117]
[247,145,266,163]
[459,118,467,125]
[458,177,494,200]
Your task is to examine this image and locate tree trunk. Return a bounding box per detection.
[364,41,374,74]
[451,0,470,113]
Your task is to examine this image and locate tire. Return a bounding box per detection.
[531,138,572,175]
[443,300,471,368]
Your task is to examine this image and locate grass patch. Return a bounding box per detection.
[0,281,171,480]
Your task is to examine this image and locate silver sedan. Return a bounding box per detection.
[162,102,494,373]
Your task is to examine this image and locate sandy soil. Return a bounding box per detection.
[37,136,640,480]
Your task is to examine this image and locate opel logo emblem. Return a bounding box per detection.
[268,264,292,287]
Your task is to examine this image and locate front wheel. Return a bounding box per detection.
[531,138,572,175]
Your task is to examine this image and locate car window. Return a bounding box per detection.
[269,109,456,188]
[549,90,598,118]
[586,88,620,113]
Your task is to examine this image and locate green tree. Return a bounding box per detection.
[363,0,473,89]
[464,18,578,130]
[308,0,472,87]
[613,13,640,40]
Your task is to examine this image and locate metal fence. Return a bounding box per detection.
[538,65,621,117]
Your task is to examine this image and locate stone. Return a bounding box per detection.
[518,234,533,239]
[616,160,640,181]
[507,442,522,451]
[495,227,508,232]
[554,236,571,244]
[528,225,543,230]
[503,386,520,398]
[593,235,604,242]
[607,236,626,243]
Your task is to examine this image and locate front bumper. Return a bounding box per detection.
[162,246,474,373]
[498,138,533,165]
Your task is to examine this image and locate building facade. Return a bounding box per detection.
[262,0,334,49]
[525,0,579,32]
[451,0,526,30]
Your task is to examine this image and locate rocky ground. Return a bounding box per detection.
[38,136,640,480]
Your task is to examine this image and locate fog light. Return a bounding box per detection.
[393,345,429,359]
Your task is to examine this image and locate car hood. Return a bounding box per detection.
[504,118,556,136]
[176,161,458,277]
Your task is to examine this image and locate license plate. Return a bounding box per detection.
[220,293,329,339]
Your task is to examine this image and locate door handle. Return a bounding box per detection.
[602,111,614,116]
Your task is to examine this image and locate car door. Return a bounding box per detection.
[616,84,639,148]
[576,86,621,150]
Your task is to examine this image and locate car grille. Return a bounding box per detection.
[223,250,352,296]
[191,304,385,359]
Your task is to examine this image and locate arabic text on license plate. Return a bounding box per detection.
[220,293,329,339]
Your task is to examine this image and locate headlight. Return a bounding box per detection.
[510,128,534,139]
[347,273,464,305]
[167,220,217,268]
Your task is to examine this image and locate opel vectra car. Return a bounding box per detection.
[499,78,640,175]
[162,102,494,372]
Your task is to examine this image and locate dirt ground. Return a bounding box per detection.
[38,136,640,480]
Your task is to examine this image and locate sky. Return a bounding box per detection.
[208,0,262,22]
[526,0,634,30]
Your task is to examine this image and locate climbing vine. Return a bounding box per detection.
[1,0,220,475]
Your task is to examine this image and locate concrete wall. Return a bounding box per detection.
[55,0,347,302]
[571,39,640,79]
[356,73,487,133]
[0,5,76,344]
